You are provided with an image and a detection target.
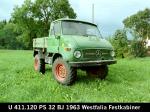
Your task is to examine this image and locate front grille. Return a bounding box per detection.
[82,49,110,58]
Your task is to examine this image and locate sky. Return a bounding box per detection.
[0,0,150,37]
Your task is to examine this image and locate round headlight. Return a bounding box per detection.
[74,51,81,58]
[110,51,115,57]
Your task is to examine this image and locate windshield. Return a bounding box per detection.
[62,21,102,37]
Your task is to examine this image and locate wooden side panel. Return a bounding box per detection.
[33,37,48,48]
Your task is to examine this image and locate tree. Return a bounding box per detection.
[110,29,128,58]
[0,21,23,49]
[11,0,76,49]
[123,8,150,57]
[32,0,76,36]
[0,20,6,29]
[0,21,24,49]
[0,20,6,48]
[123,8,150,39]
[130,39,147,57]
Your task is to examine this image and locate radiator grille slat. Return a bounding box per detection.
[82,49,110,58]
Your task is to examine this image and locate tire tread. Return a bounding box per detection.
[52,58,77,85]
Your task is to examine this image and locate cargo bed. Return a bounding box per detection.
[33,37,48,48]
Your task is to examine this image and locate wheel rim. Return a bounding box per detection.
[34,57,39,71]
[55,64,67,81]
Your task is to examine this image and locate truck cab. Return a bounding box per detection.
[33,18,116,85]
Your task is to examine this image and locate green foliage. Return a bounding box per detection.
[0,20,6,29]
[123,8,150,39]
[130,39,147,57]
[11,0,76,49]
[123,8,150,57]
[0,21,25,49]
[0,50,150,102]
[0,20,7,48]
[110,29,128,58]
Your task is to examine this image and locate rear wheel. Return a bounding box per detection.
[86,65,108,79]
[52,58,77,85]
[34,54,45,74]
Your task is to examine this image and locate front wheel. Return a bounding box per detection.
[86,65,108,79]
[52,58,77,85]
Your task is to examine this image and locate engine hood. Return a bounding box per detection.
[62,35,113,50]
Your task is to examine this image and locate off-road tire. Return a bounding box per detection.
[52,58,77,85]
[86,65,108,79]
[34,54,45,74]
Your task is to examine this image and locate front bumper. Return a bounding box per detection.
[69,59,117,67]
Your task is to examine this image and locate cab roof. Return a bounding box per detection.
[53,18,97,26]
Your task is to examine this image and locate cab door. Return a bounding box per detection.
[47,21,61,53]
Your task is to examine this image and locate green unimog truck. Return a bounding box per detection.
[33,18,116,85]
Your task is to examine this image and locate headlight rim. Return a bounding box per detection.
[74,50,82,58]
[110,50,115,57]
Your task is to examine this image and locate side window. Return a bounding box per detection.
[54,22,61,35]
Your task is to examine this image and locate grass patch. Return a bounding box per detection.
[0,50,150,102]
